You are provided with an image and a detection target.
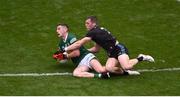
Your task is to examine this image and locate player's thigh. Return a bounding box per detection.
[105,58,119,68]
[90,59,106,73]
[118,54,130,68]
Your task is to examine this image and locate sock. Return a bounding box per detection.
[94,73,101,78]
[137,56,143,62]
[123,71,129,75]
[109,72,120,77]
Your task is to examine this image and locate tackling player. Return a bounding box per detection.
[64,16,155,75]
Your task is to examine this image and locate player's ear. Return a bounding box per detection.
[92,22,96,27]
[64,26,68,32]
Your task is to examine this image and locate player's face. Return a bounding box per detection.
[85,19,95,31]
[56,26,66,38]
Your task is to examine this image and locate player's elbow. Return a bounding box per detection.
[90,50,99,53]
[93,48,100,53]
[94,49,100,53]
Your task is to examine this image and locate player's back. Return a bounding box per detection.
[86,26,118,52]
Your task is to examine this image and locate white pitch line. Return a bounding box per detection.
[0,72,72,77]
[0,67,180,77]
[138,67,180,72]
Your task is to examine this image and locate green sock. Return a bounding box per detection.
[94,73,101,78]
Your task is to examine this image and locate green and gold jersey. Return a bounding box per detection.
[59,33,89,65]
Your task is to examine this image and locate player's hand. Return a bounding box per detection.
[53,51,67,60]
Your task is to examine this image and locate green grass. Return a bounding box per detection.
[0,71,180,96]
[0,0,180,95]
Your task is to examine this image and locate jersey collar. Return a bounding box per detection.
[90,25,98,31]
[63,33,68,42]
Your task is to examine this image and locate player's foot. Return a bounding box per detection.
[101,72,110,79]
[138,54,155,62]
[126,70,140,75]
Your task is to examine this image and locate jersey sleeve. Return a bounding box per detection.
[85,31,94,38]
[70,37,77,44]
[69,34,77,44]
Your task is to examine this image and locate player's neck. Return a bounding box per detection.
[89,25,98,31]
[62,33,68,42]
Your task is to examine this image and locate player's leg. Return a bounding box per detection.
[86,53,110,78]
[73,53,95,78]
[105,58,124,74]
[90,58,106,73]
[117,54,141,75]
[73,65,95,78]
[115,43,141,70]
[73,53,109,78]
[113,44,137,70]
[73,62,109,78]
[118,54,138,70]
[90,58,111,78]
[105,58,140,76]
[105,57,140,76]
[118,53,155,70]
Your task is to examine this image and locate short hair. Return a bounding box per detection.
[86,16,98,24]
[57,23,69,29]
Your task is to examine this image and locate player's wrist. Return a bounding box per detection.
[66,54,69,58]
[64,47,68,52]
[63,52,69,59]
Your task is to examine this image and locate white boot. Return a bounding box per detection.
[138,54,155,62]
[126,70,140,75]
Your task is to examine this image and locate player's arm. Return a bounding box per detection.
[88,43,101,53]
[53,49,80,60]
[65,49,80,58]
[65,37,91,52]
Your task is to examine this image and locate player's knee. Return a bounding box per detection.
[73,70,81,77]
[105,65,114,72]
[121,65,132,70]
[96,68,106,73]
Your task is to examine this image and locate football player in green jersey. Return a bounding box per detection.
[54,23,110,78]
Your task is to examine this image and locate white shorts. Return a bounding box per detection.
[78,53,96,69]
